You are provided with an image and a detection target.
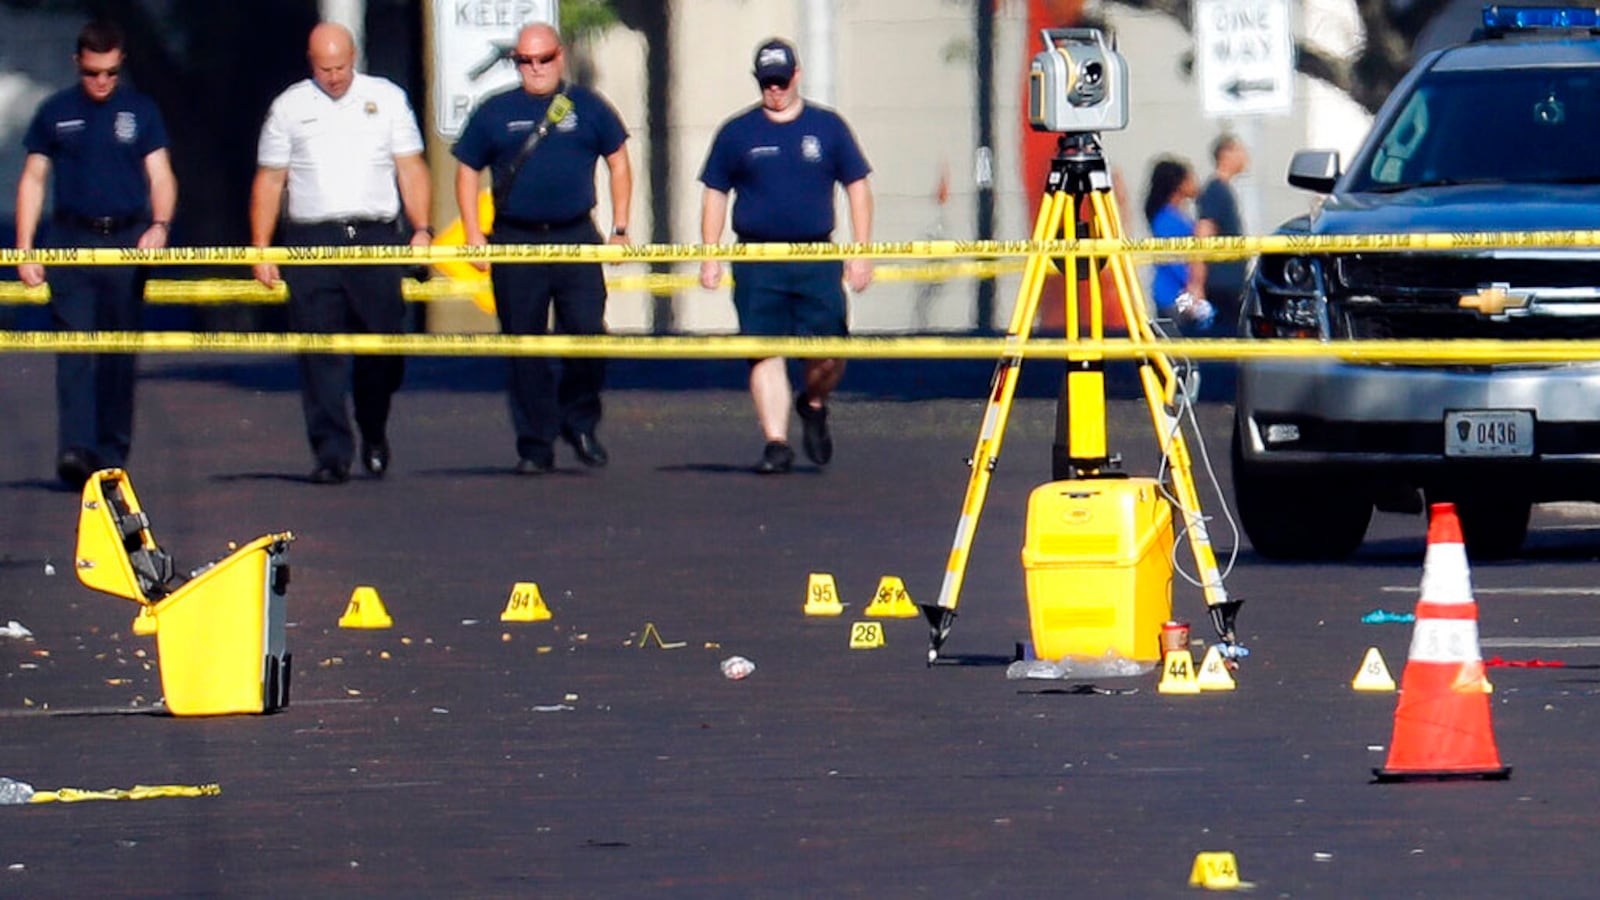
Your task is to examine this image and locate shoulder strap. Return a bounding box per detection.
[493,93,573,206]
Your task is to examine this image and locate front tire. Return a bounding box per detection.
[1232,426,1372,561]
[1451,496,1531,560]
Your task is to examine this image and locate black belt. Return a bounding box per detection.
[56,212,143,235]
[289,217,398,240]
[495,213,591,232]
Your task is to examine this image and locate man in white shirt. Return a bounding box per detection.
[249,21,432,485]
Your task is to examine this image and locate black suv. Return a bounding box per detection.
[1234,7,1600,559]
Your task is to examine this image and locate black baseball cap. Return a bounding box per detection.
[753,38,797,84]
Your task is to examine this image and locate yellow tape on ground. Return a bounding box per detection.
[1,330,1600,364]
[30,783,221,803]
[3,230,1600,267]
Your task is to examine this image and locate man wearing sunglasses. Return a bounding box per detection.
[699,38,874,475]
[250,22,432,485]
[453,22,632,476]
[14,20,177,490]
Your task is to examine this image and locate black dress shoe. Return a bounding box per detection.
[310,464,350,485]
[755,441,794,475]
[795,393,833,465]
[56,449,95,489]
[361,440,390,476]
[514,457,553,476]
[564,431,609,468]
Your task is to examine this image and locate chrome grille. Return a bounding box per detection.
[1337,254,1600,291]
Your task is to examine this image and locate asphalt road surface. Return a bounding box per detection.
[4,352,1600,897]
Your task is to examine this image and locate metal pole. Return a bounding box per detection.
[801,0,836,105]
[975,0,996,334]
[319,0,366,67]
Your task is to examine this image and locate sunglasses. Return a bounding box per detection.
[513,49,560,67]
[758,75,791,90]
[79,65,121,79]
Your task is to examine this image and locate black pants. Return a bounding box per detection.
[281,220,407,470]
[48,221,146,468]
[489,218,607,465]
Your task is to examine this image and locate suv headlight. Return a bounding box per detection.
[1247,255,1328,339]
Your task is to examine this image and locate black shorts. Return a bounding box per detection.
[730,260,848,337]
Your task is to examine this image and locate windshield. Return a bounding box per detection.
[1347,65,1600,192]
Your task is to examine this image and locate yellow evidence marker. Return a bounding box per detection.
[1351,647,1397,692]
[339,586,393,629]
[863,575,919,618]
[848,621,885,649]
[1188,851,1243,890]
[1157,648,1200,694]
[501,582,552,622]
[1196,645,1236,691]
[804,573,845,616]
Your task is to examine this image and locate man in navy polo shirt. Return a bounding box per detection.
[699,37,874,475]
[453,22,632,476]
[14,20,177,489]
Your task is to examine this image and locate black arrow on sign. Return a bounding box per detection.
[1225,78,1277,98]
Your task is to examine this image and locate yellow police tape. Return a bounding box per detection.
[30,783,221,803]
[2,330,1599,364]
[1,229,1598,268]
[0,259,1026,305]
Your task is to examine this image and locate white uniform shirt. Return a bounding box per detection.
[256,72,424,223]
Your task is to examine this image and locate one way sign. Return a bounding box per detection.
[1195,0,1294,117]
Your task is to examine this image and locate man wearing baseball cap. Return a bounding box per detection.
[699,38,875,475]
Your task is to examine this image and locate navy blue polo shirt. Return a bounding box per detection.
[23,84,168,219]
[452,83,627,223]
[700,103,871,241]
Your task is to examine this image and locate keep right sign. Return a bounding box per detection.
[1195,0,1295,118]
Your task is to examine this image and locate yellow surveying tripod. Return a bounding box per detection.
[920,132,1243,664]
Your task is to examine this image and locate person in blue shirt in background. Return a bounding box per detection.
[699,38,874,475]
[14,19,177,489]
[453,22,632,476]
[1142,156,1213,335]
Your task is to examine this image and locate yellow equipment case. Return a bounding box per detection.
[1020,478,1174,662]
[75,469,293,716]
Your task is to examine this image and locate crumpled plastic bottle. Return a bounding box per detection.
[1173,291,1216,330]
[1005,651,1153,680]
[0,777,36,805]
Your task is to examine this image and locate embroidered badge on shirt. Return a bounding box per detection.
[365,101,378,117]
[114,111,137,143]
[801,135,822,162]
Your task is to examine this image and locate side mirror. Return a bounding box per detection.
[1287,150,1340,193]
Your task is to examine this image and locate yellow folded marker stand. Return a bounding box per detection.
[75,469,294,716]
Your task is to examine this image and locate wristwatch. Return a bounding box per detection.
[414,225,435,237]
[612,226,628,237]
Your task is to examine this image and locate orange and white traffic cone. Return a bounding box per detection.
[1374,502,1511,782]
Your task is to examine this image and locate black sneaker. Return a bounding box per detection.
[309,463,350,485]
[755,441,794,475]
[794,393,833,465]
[514,457,554,476]
[56,449,95,490]
[360,439,390,477]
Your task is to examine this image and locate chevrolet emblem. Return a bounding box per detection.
[1459,283,1532,315]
